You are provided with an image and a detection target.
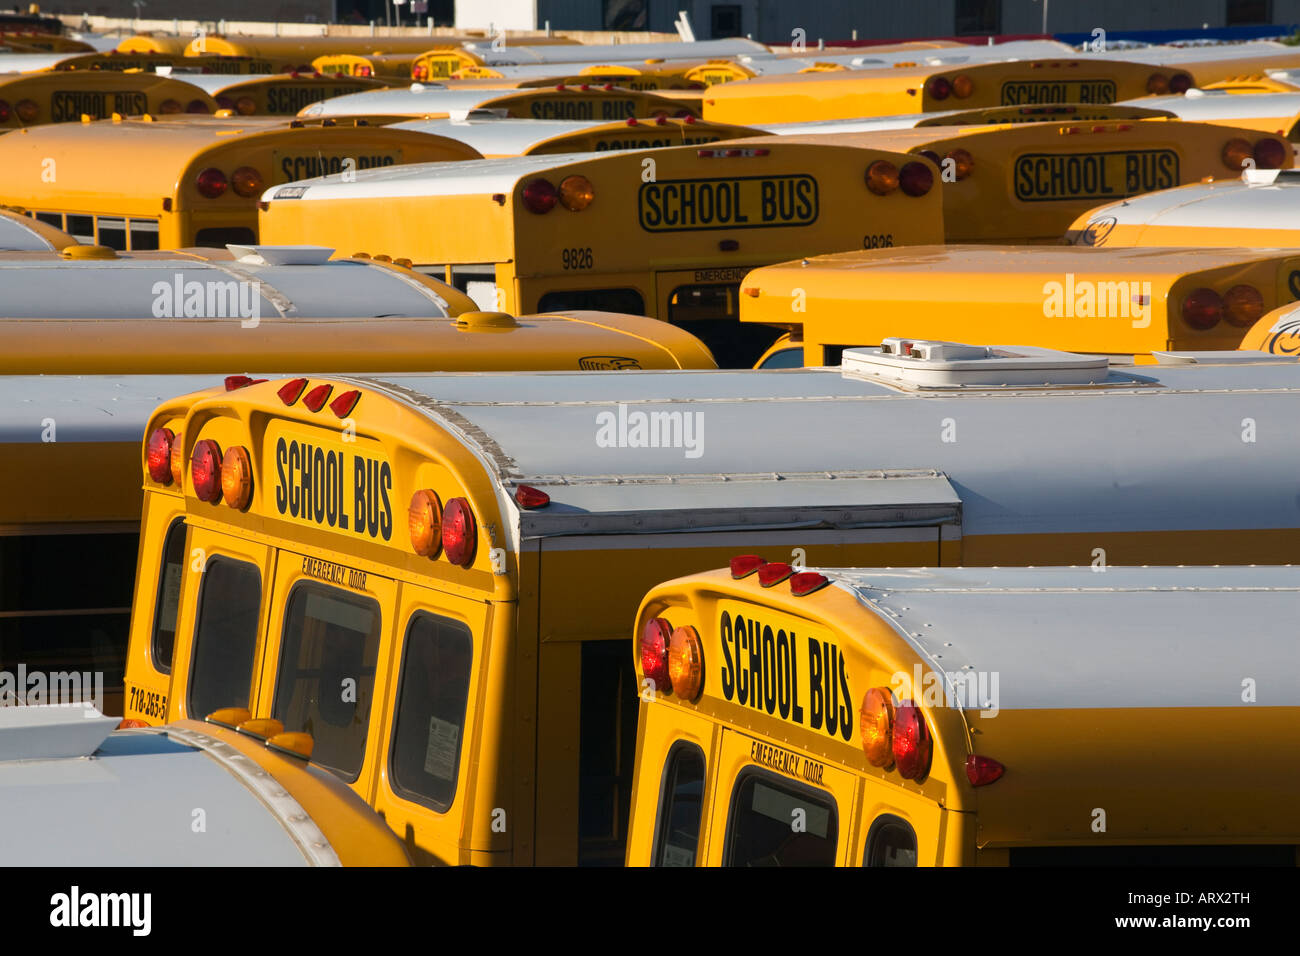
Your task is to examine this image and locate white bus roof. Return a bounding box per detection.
[1116,88,1300,122]
[457,37,768,66]
[2,249,458,319]
[0,374,226,443]
[1092,40,1293,64]
[0,214,64,251]
[0,707,339,865]
[828,565,1300,710]
[390,116,619,154]
[323,352,1300,542]
[0,52,72,72]
[1076,168,1300,232]
[299,85,546,117]
[263,151,592,201]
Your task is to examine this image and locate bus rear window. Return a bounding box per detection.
[667,282,781,368]
[388,611,473,812]
[188,557,261,720]
[150,518,187,674]
[864,814,917,867]
[723,770,838,867]
[536,288,647,315]
[273,582,381,783]
[653,742,705,867]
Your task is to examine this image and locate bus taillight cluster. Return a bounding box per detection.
[196,165,264,199]
[521,174,595,213]
[146,427,254,511]
[0,98,39,123]
[925,73,973,101]
[407,489,477,567]
[1222,136,1287,171]
[639,616,705,702]
[865,158,934,197]
[158,98,212,115]
[1183,284,1265,330]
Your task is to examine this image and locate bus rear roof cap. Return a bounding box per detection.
[843,339,1109,387]
[226,244,335,266]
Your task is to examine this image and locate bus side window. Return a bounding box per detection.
[756,347,803,369]
[388,611,473,813]
[536,288,647,315]
[188,557,262,720]
[272,582,381,783]
[723,769,838,867]
[150,518,187,674]
[96,217,127,251]
[863,813,918,867]
[64,215,93,243]
[34,212,63,229]
[652,742,706,867]
[128,219,160,251]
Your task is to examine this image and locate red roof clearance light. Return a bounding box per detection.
[730,555,766,579]
[757,562,793,588]
[302,383,333,412]
[278,378,308,405]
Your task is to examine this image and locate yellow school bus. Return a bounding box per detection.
[121,354,1300,861]
[182,34,516,73]
[174,72,394,116]
[627,563,1300,866]
[437,62,710,92]
[116,33,196,56]
[702,58,1185,125]
[259,141,942,367]
[1118,89,1300,136]
[739,246,1300,365]
[388,115,764,158]
[1240,299,1300,355]
[746,118,1288,243]
[0,204,76,249]
[1067,168,1300,248]
[48,50,277,74]
[313,52,421,82]
[0,115,481,248]
[0,70,219,127]
[298,84,700,121]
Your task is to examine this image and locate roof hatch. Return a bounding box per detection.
[842,338,1109,387]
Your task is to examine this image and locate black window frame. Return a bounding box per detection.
[863,813,919,867]
[271,579,383,785]
[149,517,188,674]
[386,609,475,814]
[186,554,262,721]
[721,765,839,867]
[651,740,707,867]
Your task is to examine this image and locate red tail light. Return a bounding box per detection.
[758,562,793,588]
[186,99,210,114]
[926,76,951,100]
[413,65,428,80]
[278,378,308,405]
[899,161,934,197]
[1254,137,1287,170]
[302,383,332,412]
[789,572,830,596]
[159,98,182,114]
[1182,288,1223,330]
[521,177,558,214]
[442,496,477,567]
[640,617,672,690]
[0,100,11,122]
[1169,72,1192,94]
[216,95,236,110]
[966,754,1005,787]
[196,168,228,199]
[730,554,766,578]
[146,427,174,484]
[191,439,223,504]
[515,484,550,508]
[329,389,360,418]
[1223,284,1264,327]
[892,700,932,780]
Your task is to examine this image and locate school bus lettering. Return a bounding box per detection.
[718,610,852,741]
[277,153,397,181]
[1000,80,1117,105]
[1013,149,1179,202]
[300,555,369,591]
[265,85,345,114]
[51,90,147,122]
[750,739,826,785]
[272,436,393,540]
[593,135,722,151]
[528,98,640,120]
[638,175,818,232]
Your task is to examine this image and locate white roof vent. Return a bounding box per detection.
[842,338,1109,387]
[1242,168,1300,186]
[226,244,335,266]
